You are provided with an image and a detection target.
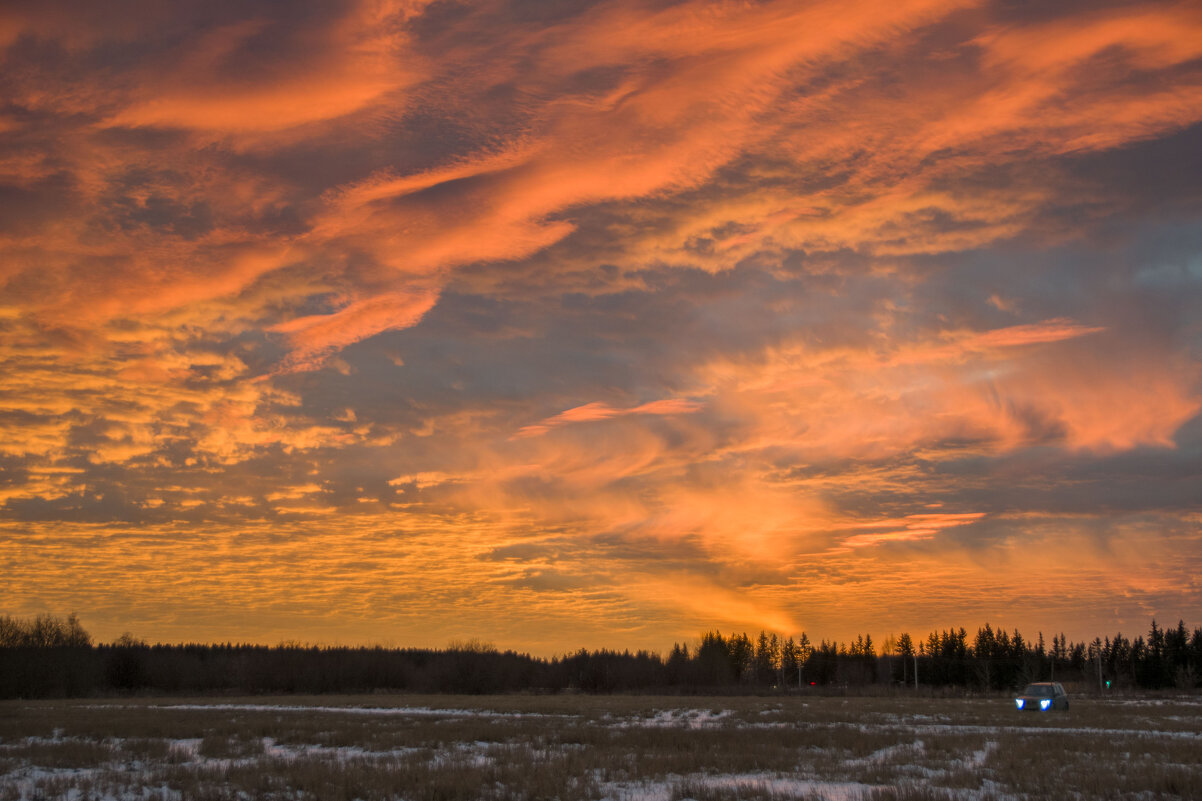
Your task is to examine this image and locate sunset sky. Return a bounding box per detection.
[2,0,1200,654]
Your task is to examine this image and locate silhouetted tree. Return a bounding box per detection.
[3,613,1200,697]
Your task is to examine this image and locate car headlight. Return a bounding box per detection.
[1040,699,1052,710]
[1016,699,1024,709]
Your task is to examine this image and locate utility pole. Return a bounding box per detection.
[913,651,918,690]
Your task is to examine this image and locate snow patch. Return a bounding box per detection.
[619,709,733,729]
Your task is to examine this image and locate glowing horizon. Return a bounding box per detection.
[1,0,1200,656]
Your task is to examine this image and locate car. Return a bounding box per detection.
[1015,681,1069,711]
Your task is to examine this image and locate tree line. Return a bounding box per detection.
[1,614,1199,698]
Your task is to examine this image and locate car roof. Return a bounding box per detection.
[1021,682,1066,693]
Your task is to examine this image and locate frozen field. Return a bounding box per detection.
[1,694,1200,800]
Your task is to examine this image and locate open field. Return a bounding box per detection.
[1,694,1200,800]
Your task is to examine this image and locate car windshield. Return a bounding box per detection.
[1022,684,1053,697]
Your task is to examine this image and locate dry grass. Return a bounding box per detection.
[0,694,1199,800]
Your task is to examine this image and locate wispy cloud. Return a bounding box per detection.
[514,398,703,438]
[840,512,987,549]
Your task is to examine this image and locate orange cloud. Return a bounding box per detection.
[624,574,799,636]
[840,512,987,549]
[963,319,1105,349]
[514,398,703,438]
[270,288,440,373]
[696,318,1196,461]
[299,0,976,286]
[601,2,1202,271]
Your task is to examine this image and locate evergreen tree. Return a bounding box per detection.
[1147,620,1168,688]
[753,631,776,685]
[796,632,813,684]
[697,631,733,685]
[728,632,753,682]
[666,642,689,686]
[780,637,799,687]
[895,633,914,685]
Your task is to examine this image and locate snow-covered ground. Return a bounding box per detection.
[2,695,1199,800]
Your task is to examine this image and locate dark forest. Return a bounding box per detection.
[2,614,1199,698]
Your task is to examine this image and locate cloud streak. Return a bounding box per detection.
[514,398,703,438]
